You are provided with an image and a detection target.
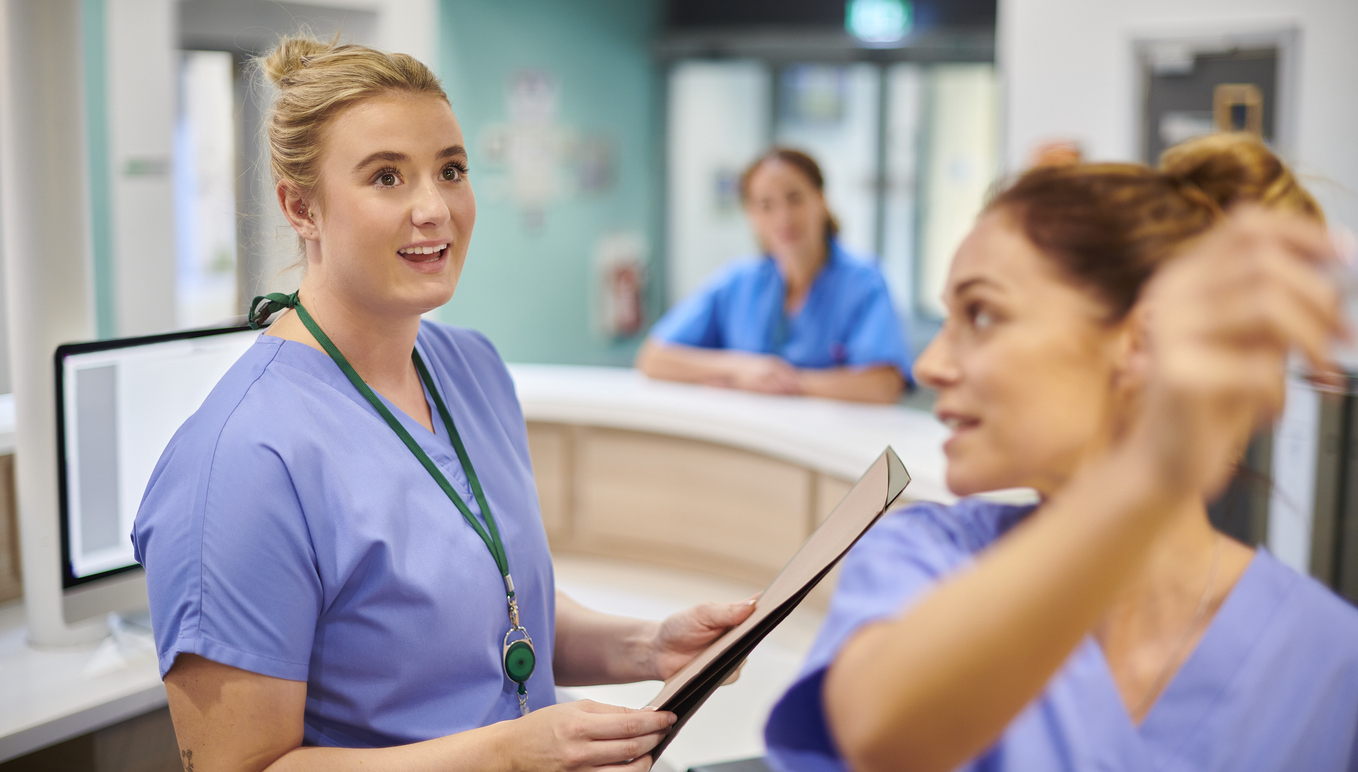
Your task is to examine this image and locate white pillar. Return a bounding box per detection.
[1,0,111,646]
[106,0,176,337]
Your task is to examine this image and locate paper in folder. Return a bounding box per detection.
[646,447,911,760]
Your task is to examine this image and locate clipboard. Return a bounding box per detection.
[646,447,911,760]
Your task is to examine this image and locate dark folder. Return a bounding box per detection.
[646,447,911,760]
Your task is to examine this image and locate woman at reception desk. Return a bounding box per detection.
[763,135,1358,771]
[636,148,911,404]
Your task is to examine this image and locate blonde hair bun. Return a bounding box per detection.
[1159,132,1322,222]
[255,35,447,194]
[261,35,335,87]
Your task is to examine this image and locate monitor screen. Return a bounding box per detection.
[56,326,259,587]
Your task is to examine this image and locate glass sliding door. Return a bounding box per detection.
[663,57,998,351]
[916,64,999,319]
[879,63,925,329]
[773,63,881,259]
[665,60,771,304]
[172,50,238,328]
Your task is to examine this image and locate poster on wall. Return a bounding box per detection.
[479,69,618,231]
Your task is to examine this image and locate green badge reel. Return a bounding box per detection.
[503,596,536,714]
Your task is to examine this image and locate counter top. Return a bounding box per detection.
[508,364,960,504]
[0,603,164,762]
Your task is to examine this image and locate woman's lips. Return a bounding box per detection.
[398,245,449,273]
[939,414,981,450]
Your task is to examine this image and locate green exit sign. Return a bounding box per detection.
[846,0,913,44]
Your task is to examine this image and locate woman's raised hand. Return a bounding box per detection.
[507,700,675,771]
[1132,206,1343,499]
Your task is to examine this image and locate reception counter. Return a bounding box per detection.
[510,364,971,589]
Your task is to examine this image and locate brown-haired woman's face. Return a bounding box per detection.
[744,159,829,258]
[307,92,476,315]
[914,211,1134,497]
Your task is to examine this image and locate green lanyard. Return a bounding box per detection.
[250,292,537,716]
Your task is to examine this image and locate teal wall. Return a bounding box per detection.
[82,0,116,339]
[438,0,663,366]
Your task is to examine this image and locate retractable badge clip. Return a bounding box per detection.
[503,592,535,716]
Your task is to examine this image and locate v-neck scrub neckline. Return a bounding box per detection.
[763,499,1358,772]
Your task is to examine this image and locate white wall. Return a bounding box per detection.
[998,0,1358,230]
[314,0,438,70]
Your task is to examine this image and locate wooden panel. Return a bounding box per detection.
[92,707,181,772]
[573,428,812,582]
[813,473,855,527]
[0,707,180,772]
[0,455,20,605]
[525,423,572,540]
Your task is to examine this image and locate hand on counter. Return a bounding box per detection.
[635,340,906,404]
[714,355,802,395]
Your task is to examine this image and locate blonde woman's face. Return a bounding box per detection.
[306,93,476,316]
[912,211,1133,497]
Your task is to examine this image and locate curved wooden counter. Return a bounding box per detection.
[509,365,994,592]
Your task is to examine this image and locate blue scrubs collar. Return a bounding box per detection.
[767,240,839,355]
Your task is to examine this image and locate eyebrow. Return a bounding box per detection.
[951,276,1003,296]
[351,145,466,173]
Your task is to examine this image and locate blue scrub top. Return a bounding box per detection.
[764,499,1358,771]
[132,322,557,749]
[649,242,913,380]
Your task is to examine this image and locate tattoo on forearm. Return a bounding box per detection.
[181,749,195,771]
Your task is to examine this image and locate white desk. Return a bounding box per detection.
[0,603,164,762]
[510,365,1035,589]
[510,363,956,504]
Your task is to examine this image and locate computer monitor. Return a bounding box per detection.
[55,326,259,613]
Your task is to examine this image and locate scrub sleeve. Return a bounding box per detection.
[135,349,321,680]
[764,500,1033,771]
[839,270,913,377]
[649,264,733,349]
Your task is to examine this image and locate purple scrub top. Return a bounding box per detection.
[764,499,1358,771]
[132,322,557,748]
[648,241,913,380]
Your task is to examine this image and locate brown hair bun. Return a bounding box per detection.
[1159,132,1323,223]
[985,133,1325,323]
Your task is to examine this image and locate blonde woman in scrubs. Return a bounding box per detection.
[133,37,753,771]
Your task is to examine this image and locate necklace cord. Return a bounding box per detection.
[248,293,512,585]
[248,293,535,712]
[1131,532,1222,718]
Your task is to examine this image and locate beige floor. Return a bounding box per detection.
[552,554,827,772]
